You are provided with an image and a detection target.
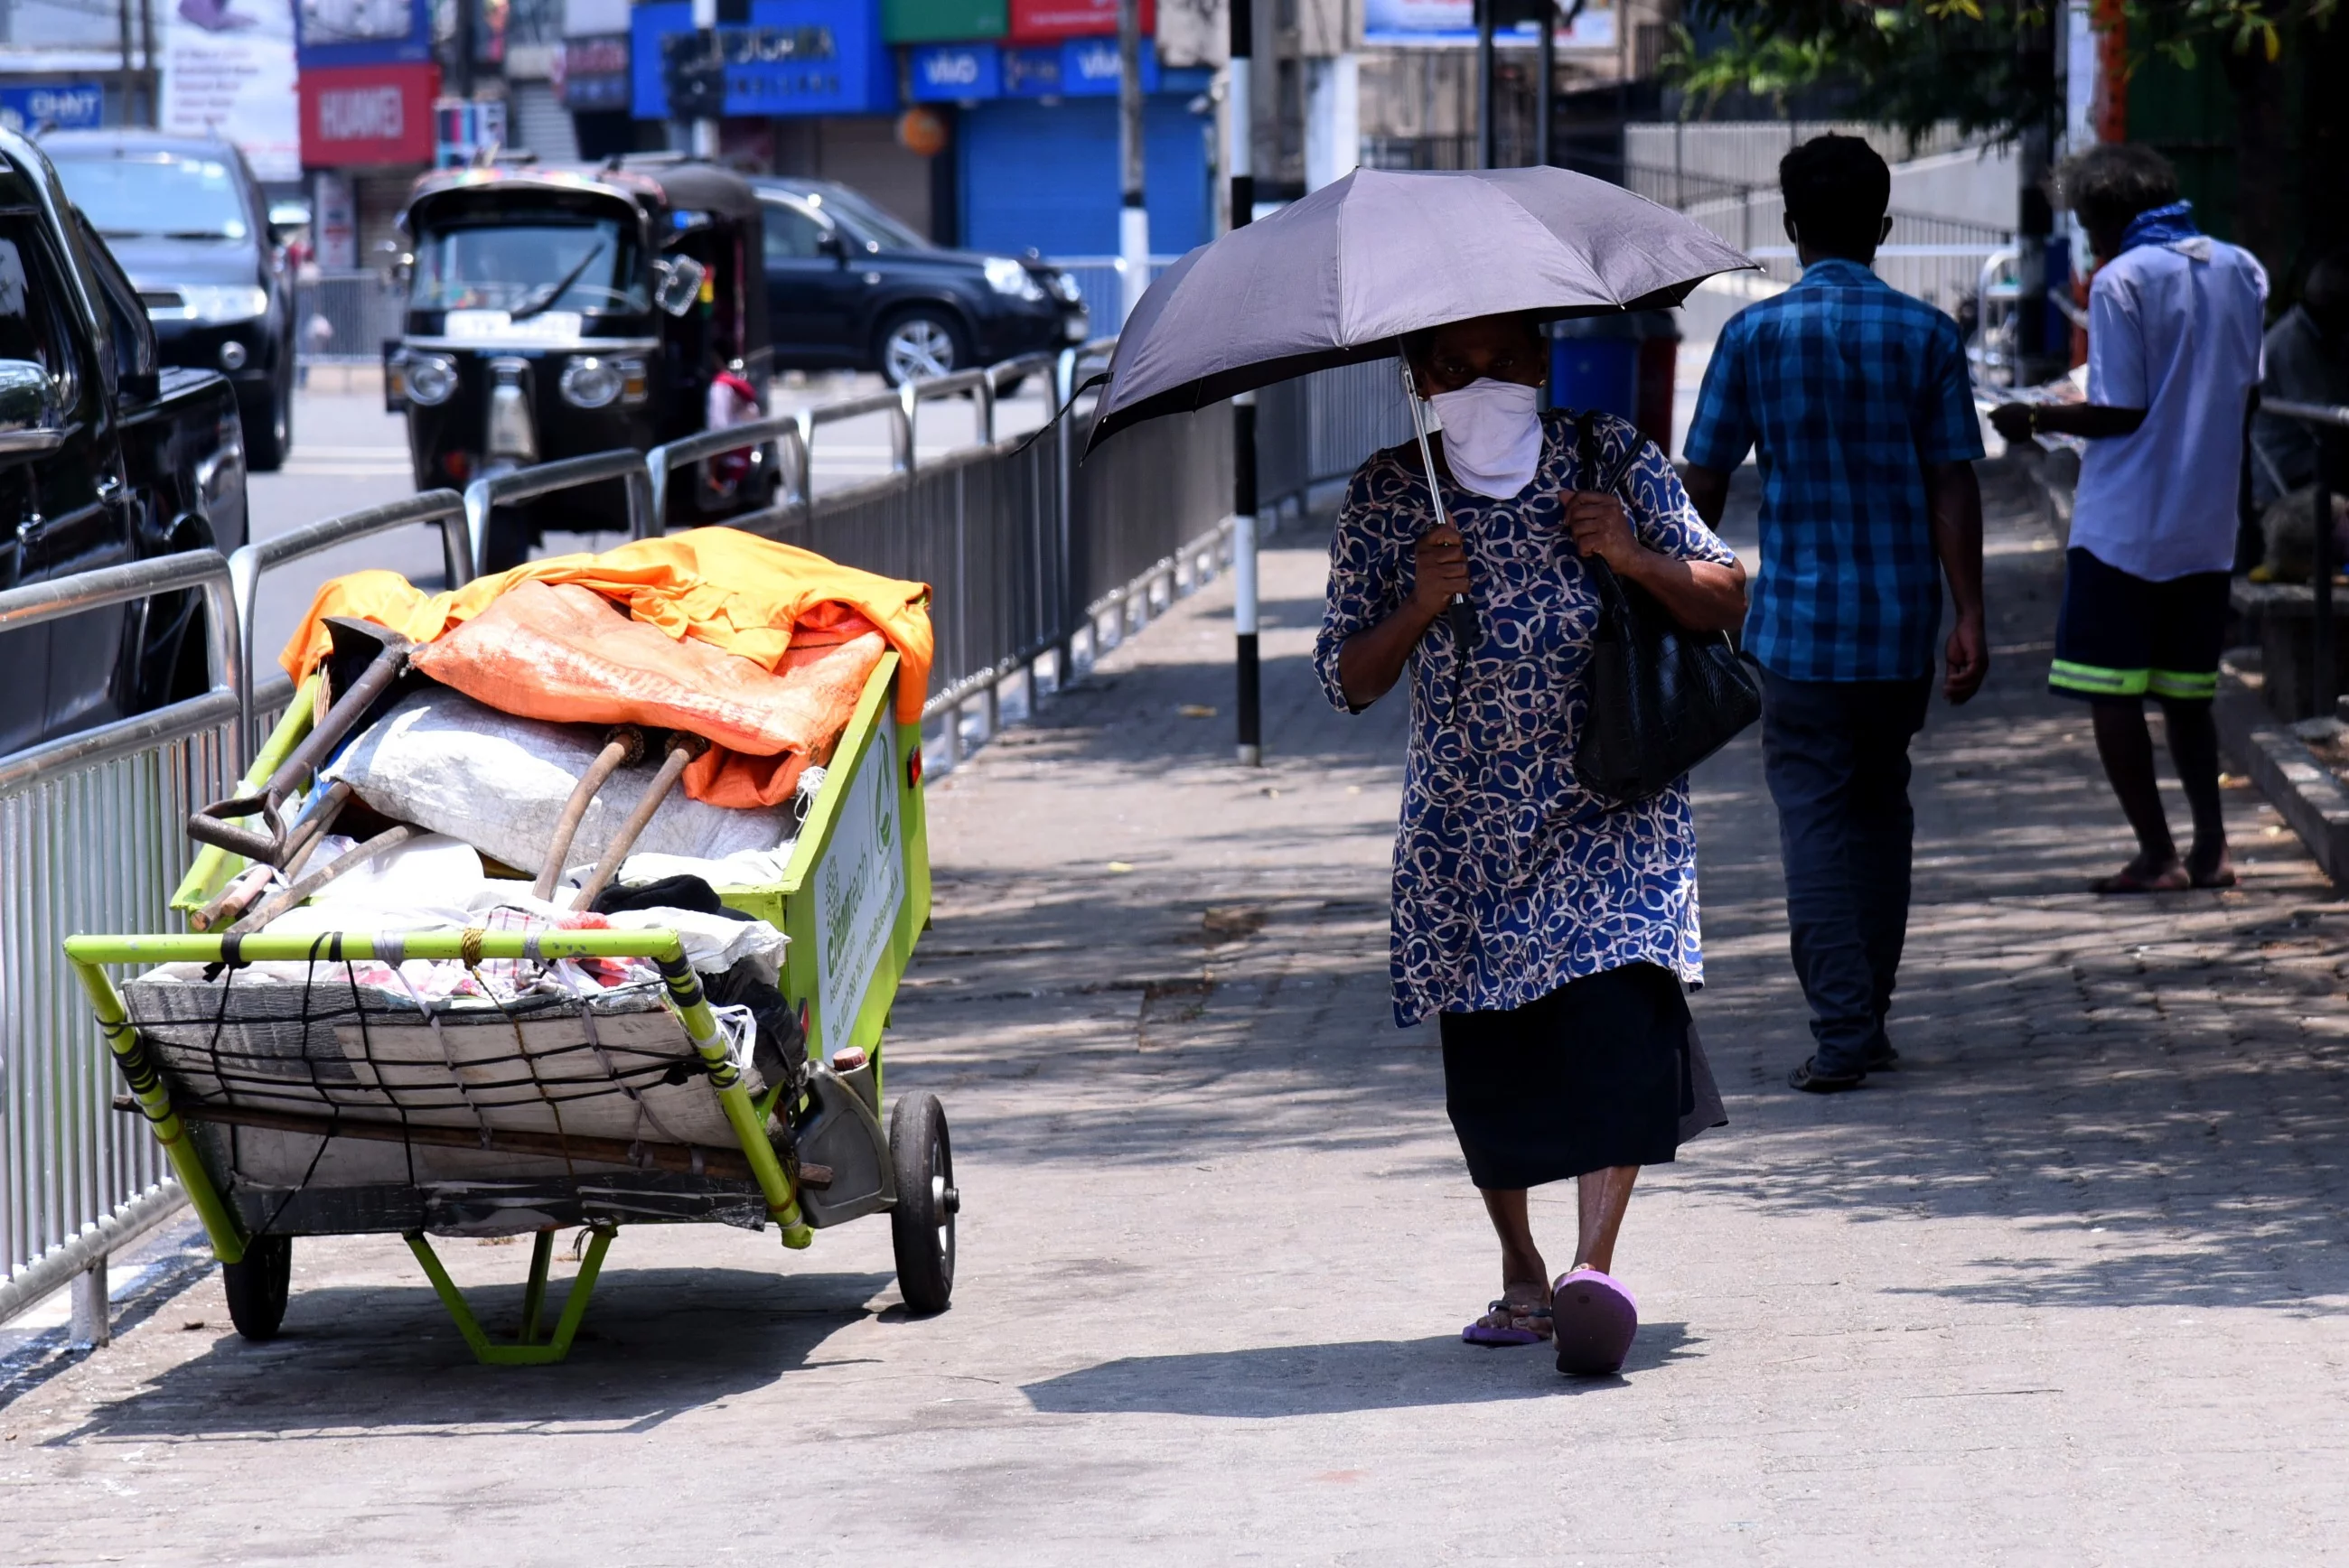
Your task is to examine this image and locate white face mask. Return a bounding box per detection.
[1428,378,1542,499]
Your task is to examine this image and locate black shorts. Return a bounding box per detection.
[2049,547,2230,703]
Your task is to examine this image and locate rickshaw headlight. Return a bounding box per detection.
[559,356,624,409]
[403,352,459,406]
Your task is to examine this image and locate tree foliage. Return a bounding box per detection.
[1668,1,2337,138]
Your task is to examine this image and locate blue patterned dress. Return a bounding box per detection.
[1314,409,1740,1028]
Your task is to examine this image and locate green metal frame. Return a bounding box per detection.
[64,928,812,1365]
[406,1226,613,1366]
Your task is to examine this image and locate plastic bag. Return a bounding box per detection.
[324,686,788,876]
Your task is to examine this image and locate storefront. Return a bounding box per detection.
[297,0,439,260]
[906,35,1212,257]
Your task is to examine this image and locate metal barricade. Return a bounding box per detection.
[463,450,658,578]
[226,490,472,754]
[2262,399,2349,713]
[0,552,242,1329]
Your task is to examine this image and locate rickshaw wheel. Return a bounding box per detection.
[223,1233,293,1340]
[888,1092,956,1315]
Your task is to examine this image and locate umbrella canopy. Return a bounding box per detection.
[1087,165,1755,452]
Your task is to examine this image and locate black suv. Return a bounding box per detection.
[43,131,296,470]
[755,178,1087,385]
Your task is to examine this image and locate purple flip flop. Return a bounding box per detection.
[1462,1298,1553,1348]
[1549,1269,1637,1375]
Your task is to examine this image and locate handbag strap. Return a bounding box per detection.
[1573,411,1633,617]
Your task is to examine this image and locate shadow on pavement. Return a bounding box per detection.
[1019,1323,1696,1416]
[49,1267,894,1442]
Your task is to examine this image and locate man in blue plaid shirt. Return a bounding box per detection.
[1682,135,1988,1095]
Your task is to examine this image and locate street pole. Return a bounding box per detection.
[1230,0,1260,765]
[691,0,720,159]
[454,0,476,98]
[117,0,135,131]
[2014,8,2060,385]
[1118,0,1149,322]
[1474,0,1495,168]
[1535,0,1555,167]
[137,0,155,125]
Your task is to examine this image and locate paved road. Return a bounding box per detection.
[8,469,2349,1562]
[239,375,1050,675]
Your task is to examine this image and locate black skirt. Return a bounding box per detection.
[1438,962,1727,1190]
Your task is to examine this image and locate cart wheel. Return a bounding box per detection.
[223,1234,292,1341]
[889,1091,956,1315]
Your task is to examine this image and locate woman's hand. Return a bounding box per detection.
[1563,491,1641,569]
[1410,523,1470,615]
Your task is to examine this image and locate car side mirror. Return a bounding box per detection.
[653,256,707,316]
[0,360,64,462]
[816,229,847,262]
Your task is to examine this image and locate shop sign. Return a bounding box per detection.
[298,61,438,166]
[996,38,1155,96]
[296,0,434,68]
[558,32,632,107]
[1362,0,1614,47]
[0,83,104,133]
[164,0,301,180]
[1006,0,1150,42]
[1058,34,1156,93]
[906,42,1001,101]
[632,0,894,119]
[884,0,1006,43]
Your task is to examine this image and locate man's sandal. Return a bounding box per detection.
[1462,1295,1553,1347]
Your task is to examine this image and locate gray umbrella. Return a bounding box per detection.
[1086,165,1754,452]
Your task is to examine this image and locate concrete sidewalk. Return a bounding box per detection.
[7,476,2349,1563]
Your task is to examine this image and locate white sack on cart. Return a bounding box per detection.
[324,687,788,875]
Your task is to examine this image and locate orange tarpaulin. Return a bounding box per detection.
[280,528,932,724]
[279,529,932,809]
[412,581,886,807]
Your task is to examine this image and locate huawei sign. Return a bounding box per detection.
[319,84,405,142]
[299,62,437,166]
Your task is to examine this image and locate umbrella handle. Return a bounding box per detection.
[1399,350,1477,655]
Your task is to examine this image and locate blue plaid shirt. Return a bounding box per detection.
[1684,257,1985,682]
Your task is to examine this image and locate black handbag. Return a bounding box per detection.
[1569,415,1762,803]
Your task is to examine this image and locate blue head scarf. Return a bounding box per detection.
[2119,200,2200,254]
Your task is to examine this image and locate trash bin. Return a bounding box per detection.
[1551,310,1681,457]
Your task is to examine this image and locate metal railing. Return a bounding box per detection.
[0,551,242,1332]
[295,272,404,364]
[2263,399,2349,713]
[1042,257,1179,330]
[227,490,473,754]
[463,450,658,579]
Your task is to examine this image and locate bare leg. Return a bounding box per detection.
[1478,1188,1549,1299]
[2092,699,2183,880]
[2158,697,2232,882]
[1572,1165,1640,1275]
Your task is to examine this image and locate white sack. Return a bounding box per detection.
[325,687,788,876]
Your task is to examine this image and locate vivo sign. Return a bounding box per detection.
[908,43,1000,100]
[318,84,405,140]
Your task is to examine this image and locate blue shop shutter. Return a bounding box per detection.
[959,97,1210,258]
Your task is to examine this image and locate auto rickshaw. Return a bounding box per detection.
[382,156,777,571]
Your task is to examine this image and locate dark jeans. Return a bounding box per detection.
[1759,668,1934,1077]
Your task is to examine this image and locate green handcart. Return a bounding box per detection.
[66,651,951,1366]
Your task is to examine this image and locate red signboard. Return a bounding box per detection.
[300,62,439,167]
[1006,0,1151,42]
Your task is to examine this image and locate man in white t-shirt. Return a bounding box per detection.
[1992,145,2267,893]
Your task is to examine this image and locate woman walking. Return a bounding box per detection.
[1314,312,1745,1376]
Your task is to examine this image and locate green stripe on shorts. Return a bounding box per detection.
[2148,667,2219,700]
[2049,659,2148,696]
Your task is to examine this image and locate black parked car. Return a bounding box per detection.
[754,178,1087,385]
[42,131,297,471]
[0,127,248,760]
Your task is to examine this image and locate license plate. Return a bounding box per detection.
[443,309,584,341]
